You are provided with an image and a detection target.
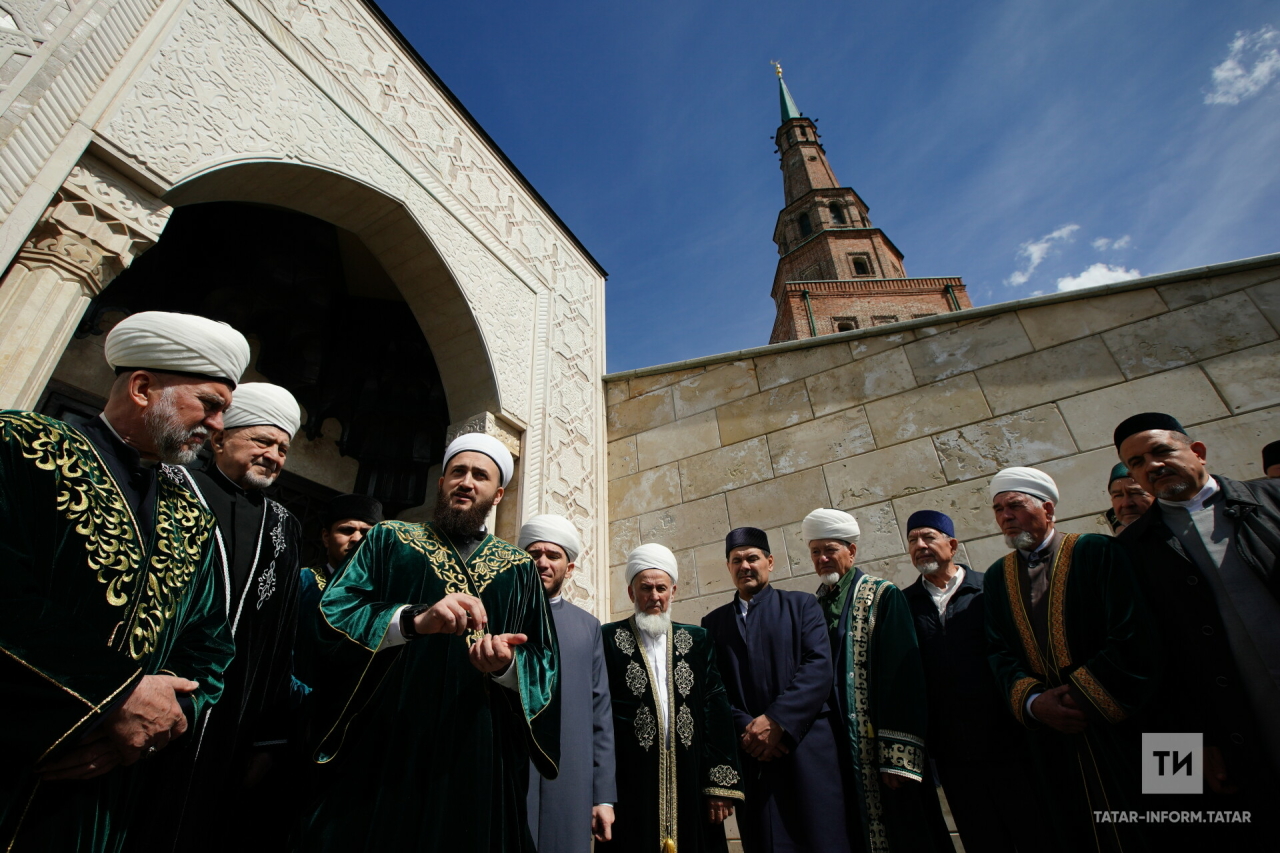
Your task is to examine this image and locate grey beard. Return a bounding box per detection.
[634,610,671,638]
[240,466,279,490]
[818,572,840,587]
[1156,479,1193,500]
[1004,531,1039,551]
[143,387,207,465]
[914,560,940,575]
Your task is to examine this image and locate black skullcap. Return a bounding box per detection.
[725,527,771,557]
[906,510,955,539]
[323,493,384,528]
[1113,413,1187,449]
[1264,440,1280,471]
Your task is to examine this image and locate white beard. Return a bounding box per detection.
[634,610,671,638]
[914,560,940,575]
[818,572,840,587]
[1003,531,1039,551]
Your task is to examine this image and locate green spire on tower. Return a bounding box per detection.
[772,61,801,122]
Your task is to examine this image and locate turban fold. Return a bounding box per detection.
[625,543,678,585]
[105,311,250,387]
[322,494,383,528]
[801,508,860,544]
[725,527,770,556]
[443,433,514,488]
[990,467,1059,504]
[906,510,955,539]
[1108,463,1132,488]
[519,514,582,563]
[223,383,301,438]
[1113,412,1187,449]
[1262,440,1280,471]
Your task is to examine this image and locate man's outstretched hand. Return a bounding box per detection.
[469,632,527,674]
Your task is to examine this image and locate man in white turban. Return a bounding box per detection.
[519,515,617,853]
[983,467,1160,852]
[137,382,304,850]
[301,431,560,853]
[596,545,742,853]
[0,311,249,852]
[803,508,945,853]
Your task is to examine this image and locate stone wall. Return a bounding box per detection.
[604,255,1280,624]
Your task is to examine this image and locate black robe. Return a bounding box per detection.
[702,583,849,853]
[133,464,302,851]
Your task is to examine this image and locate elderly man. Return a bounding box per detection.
[300,433,559,852]
[1105,463,1153,533]
[900,510,1040,853]
[1115,413,1280,842]
[1264,440,1280,478]
[0,311,248,852]
[806,508,942,853]
[519,514,616,852]
[983,467,1159,853]
[136,383,304,850]
[599,544,743,853]
[701,527,843,853]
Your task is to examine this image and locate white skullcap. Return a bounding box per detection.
[990,467,1059,504]
[222,383,301,438]
[443,432,514,488]
[802,508,861,544]
[625,543,678,585]
[105,311,251,387]
[519,514,582,563]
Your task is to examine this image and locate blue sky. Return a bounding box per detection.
[375,0,1280,373]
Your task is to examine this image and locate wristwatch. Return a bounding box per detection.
[400,604,430,640]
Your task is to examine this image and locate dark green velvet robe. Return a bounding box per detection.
[984,532,1160,853]
[299,521,560,852]
[820,571,939,853]
[0,412,232,852]
[598,618,744,853]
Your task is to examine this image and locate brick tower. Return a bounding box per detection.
[768,66,970,343]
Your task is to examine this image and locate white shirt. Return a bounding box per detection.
[1157,477,1219,514]
[639,627,670,738]
[737,597,750,617]
[924,567,965,620]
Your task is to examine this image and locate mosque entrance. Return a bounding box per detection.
[37,201,452,566]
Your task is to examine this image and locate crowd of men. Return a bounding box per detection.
[1,309,1278,853]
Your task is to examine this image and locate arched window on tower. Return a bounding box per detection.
[797,213,812,238]
[830,204,846,225]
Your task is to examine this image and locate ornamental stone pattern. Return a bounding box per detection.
[605,260,1280,623]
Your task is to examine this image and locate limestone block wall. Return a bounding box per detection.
[604,255,1280,624]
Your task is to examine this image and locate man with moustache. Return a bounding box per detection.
[1105,463,1154,534]
[518,514,616,853]
[599,544,743,853]
[0,311,248,851]
[700,527,843,853]
[300,433,559,852]
[983,467,1159,853]
[1115,414,1280,847]
[137,383,305,850]
[900,510,1040,853]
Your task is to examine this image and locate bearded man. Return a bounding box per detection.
[599,544,743,853]
[0,311,249,852]
[519,514,616,853]
[300,433,559,852]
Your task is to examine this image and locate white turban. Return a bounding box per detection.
[222,383,301,438]
[990,466,1059,504]
[625,543,678,585]
[443,432,514,487]
[802,508,861,544]
[105,311,251,387]
[518,514,582,563]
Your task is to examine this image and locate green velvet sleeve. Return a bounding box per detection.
[156,543,236,723]
[982,557,1045,729]
[867,582,928,782]
[697,630,745,800]
[497,548,561,780]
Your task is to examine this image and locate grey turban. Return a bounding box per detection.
[518,514,582,563]
[801,508,861,544]
[989,467,1059,504]
[223,383,301,438]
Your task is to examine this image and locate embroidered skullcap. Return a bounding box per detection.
[1262,440,1280,472]
[322,494,383,528]
[906,510,955,539]
[1112,412,1187,449]
[625,543,679,585]
[725,527,771,557]
[801,508,860,545]
[443,432,514,488]
[1108,462,1132,488]
[222,383,301,438]
[519,514,582,563]
[105,311,250,388]
[990,467,1059,504]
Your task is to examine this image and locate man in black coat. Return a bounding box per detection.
[1115,412,1280,847]
[900,510,1041,853]
[701,527,847,853]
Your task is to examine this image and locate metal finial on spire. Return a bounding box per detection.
[772,61,801,122]
[771,60,783,77]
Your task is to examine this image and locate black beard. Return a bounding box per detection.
[433,487,496,541]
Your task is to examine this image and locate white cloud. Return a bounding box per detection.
[1055,263,1142,292]
[1006,223,1079,286]
[1092,234,1131,251]
[1205,26,1280,105]
[1092,237,1110,251]
[1112,234,1131,249]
